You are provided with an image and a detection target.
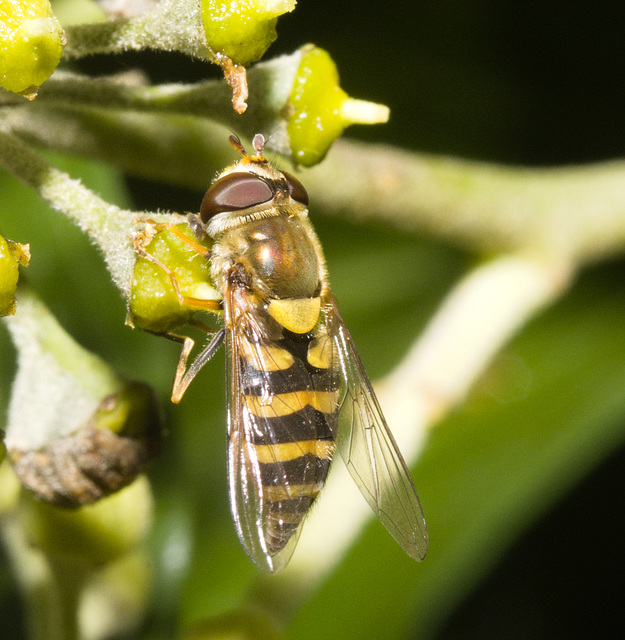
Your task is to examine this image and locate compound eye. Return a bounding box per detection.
[200,172,274,222]
[282,171,309,206]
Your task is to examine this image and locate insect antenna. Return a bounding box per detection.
[228,134,247,156]
[252,133,266,157]
[228,133,267,163]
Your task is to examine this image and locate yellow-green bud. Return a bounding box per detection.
[129,223,219,333]
[0,0,66,98]
[0,235,29,316]
[287,46,390,167]
[201,0,295,66]
[93,381,160,440]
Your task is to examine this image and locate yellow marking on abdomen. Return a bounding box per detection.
[267,297,321,334]
[263,482,324,501]
[244,390,340,417]
[307,334,334,369]
[254,440,335,464]
[240,339,294,371]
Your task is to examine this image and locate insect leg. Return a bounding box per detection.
[170,329,226,403]
[153,221,211,259]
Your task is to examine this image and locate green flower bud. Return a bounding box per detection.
[0,235,29,316]
[0,0,66,98]
[287,46,390,167]
[93,381,160,440]
[4,285,162,507]
[201,0,295,66]
[129,222,219,333]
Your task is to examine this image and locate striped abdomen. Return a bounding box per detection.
[238,327,339,554]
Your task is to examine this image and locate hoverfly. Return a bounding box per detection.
[136,134,428,573]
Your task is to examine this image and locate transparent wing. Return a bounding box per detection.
[226,411,301,574]
[324,300,428,561]
[224,279,328,573]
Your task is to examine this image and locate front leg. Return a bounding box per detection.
[166,329,226,403]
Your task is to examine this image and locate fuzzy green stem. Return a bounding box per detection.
[63,0,211,61]
[1,47,302,154]
[0,129,137,294]
[1,106,236,187]
[303,140,625,266]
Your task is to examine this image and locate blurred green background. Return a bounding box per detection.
[2,0,625,638]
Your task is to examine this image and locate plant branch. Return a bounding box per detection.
[0,129,139,295]
[6,108,625,268]
[63,0,211,61]
[1,107,236,188]
[304,141,625,266]
[1,46,302,159]
[21,46,299,140]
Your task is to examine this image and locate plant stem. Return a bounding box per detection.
[2,47,302,154]
[0,130,137,295]
[304,140,625,265]
[63,0,210,61]
[5,114,625,268]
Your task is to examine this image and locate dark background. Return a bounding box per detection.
[272,0,625,165]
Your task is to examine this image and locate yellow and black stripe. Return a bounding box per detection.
[238,327,339,554]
